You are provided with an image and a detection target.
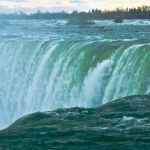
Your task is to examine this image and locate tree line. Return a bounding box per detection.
[0,5,150,20]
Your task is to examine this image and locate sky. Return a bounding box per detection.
[0,0,150,14]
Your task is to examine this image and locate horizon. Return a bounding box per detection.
[0,0,150,14]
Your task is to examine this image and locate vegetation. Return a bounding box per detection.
[0,5,150,20]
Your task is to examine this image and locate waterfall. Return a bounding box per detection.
[0,39,150,129]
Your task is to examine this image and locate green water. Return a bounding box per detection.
[0,39,150,130]
[0,95,150,149]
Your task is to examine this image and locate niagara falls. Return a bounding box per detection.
[0,3,150,149]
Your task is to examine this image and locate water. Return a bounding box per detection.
[0,19,150,130]
[1,95,150,149]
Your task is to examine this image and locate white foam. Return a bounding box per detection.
[122,116,134,121]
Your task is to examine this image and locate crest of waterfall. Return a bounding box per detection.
[0,39,150,129]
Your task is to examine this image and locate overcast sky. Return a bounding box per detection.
[0,0,150,14]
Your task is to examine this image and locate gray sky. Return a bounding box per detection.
[0,0,150,14]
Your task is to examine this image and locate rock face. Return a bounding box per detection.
[0,95,150,150]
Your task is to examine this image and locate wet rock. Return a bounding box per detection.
[114,17,123,23]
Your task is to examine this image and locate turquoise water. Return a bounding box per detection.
[0,20,150,130]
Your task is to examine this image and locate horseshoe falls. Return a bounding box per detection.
[0,20,150,130]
